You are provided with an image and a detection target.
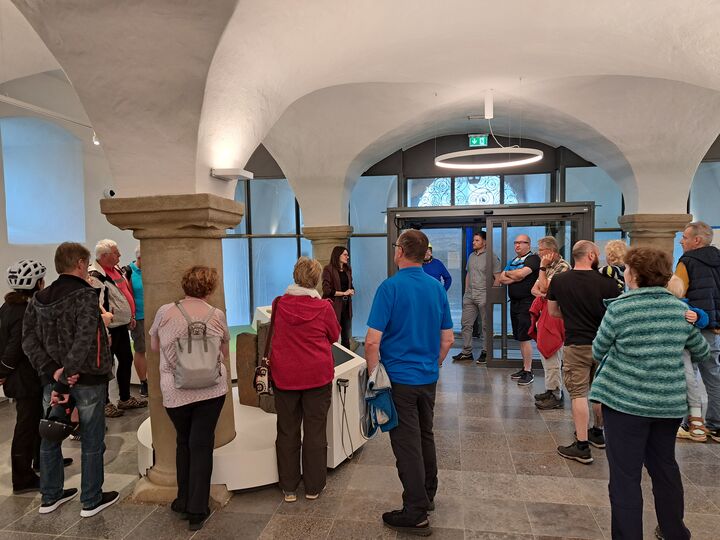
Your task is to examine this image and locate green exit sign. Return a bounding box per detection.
[468,134,488,147]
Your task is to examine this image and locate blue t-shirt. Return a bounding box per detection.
[129,261,144,320]
[422,258,452,291]
[367,266,453,385]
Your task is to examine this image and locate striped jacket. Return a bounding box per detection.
[589,287,711,418]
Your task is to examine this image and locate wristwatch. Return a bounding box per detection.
[539,267,547,271]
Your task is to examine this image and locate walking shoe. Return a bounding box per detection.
[517,371,534,386]
[382,509,431,536]
[510,368,524,380]
[535,394,563,410]
[534,390,553,401]
[139,380,149,398]
[39,488,78,514]
[588,427,606,449]
[283,491,297,503]
[13,476,40,494]
[475,351,488,364]
[188,512,210,531]
[452,352,474,362]
[557,441,593,464]
[117,396,148,409]
[80,491,120,518]
[104,403,124,418]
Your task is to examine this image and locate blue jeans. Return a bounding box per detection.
[699,330,720,430]
[40,383,106,508]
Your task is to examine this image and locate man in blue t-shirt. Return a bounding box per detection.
[365,229,454,536]
[422,244,452,291]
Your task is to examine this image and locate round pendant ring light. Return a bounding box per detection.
[435,147,543,170]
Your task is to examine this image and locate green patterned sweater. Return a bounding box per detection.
[589,287,711,418]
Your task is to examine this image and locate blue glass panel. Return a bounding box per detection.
[230,180,247,234]
[504,174,551,204]
[594,231,624,266]
[300,238,313,258]
[251,238,298,310]
[455,176,501,205]
[1,118,85,244]
[222,238,250,326]
[690,162,720,227]
[408,178,451,207]
[349,237,388,338]
[250,179,296,234]
[565,167,623,229]
[424,229,462,331]
[350,175,398,233]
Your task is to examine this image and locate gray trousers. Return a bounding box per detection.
[461,294,489,354]
[541,348,563,397]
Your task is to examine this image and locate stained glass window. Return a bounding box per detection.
[455,176,503,205]
[408,177,451,207]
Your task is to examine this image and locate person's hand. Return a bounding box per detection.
[685,310,699,324]
[101,311,114,327]
[541,253,554,267]
[347,289,355,296]
[50,390,70,406]
[67,373,80,386]
[129,318,137,330]
[53,367,64,382]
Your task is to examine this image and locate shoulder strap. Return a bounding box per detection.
[175,300,216,327]
[263,296,282,359]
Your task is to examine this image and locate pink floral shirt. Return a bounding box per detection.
[149,297,229,408]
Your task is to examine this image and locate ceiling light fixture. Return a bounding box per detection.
[92,132,100,146]
[436,89,543,170]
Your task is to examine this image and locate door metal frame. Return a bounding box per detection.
[387,202,595,366]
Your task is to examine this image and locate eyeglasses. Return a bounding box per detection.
[514,241,530,244]
[392,243,404,250]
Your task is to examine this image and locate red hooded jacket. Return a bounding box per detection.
[269,293,341,390]
[528,296,565,358]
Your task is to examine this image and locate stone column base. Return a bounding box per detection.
[302,225,353,268]
[618,213,692,256]
[132,478,232,509]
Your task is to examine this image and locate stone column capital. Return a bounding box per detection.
[617,213,692,236]
[301,225,353,241]
[100,193,243,238]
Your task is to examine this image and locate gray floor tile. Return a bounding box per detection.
[60,502,154,540]
[525,502,604,539]
[257,514,333,539]
[329,519,396,539]
[506,432,559,453]
[462,498,533,534]
[123,507,195,540]
[275,491,343,518]
[512,452,572,477]
[458,417,505,434]
[193,511,271,540]
[464,532,533,540]
[4,500,82,536]
[225,487,282,515]
[678,461,720,487]
[461,471,523,501]
[516,475,583,505]
[0,532,57,540]
[0,494,41,528]
[461,449,515,473]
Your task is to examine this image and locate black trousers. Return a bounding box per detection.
[109,325,134,402]
[389,382,438,518]
[12,396,42,488]
[165,395,225,515]
[340,305,352,349]
[603,405,690,540]
[274,383,332,494]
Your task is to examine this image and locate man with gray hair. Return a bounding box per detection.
[675,221,720,442]
[88,239,147,417]
[530,236,571,410]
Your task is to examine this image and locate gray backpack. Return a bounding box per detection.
[172,301,223,389]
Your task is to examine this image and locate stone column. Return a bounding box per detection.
[100,193,243,503]
[302,225,353,267]
[618,213,692,256]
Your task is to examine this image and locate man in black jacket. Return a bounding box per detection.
[22,242,119,517]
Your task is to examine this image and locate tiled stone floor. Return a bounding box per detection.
[2,350,720,539]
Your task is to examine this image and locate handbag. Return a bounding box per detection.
[173,301,223,389]
[254,296,280,396]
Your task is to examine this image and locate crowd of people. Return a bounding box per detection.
[1,221,719,537]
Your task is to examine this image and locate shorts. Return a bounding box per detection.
[130,319,145,353]
[510,298,533,342]
[562,344,596,399]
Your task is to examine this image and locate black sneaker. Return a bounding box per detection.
[382,509,431,536]
[39,488,78,514]
[557,442,593,464]
[534,390,553,401]
[80,491,120,518]
[588,427,606,449]
[517,371,534,386]
[140,380,149,398]
[188,512,210,531]
[452,352,474,361]
[510,368,525,380]
[535,394,563,410]
[475,351,487,365]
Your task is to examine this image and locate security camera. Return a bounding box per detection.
[103,188,116,199]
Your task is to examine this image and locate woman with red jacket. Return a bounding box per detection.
[321,245,354,348]
[271,257,340,503]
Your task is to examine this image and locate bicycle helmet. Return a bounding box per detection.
[7,259,46,290]
[39,405,75,443]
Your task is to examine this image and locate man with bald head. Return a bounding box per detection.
[498,234,541,385]
[547,240,620,464]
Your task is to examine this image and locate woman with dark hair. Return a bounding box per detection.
[589,247,711,540]
[0,260,47,493]
[322,245,354,348]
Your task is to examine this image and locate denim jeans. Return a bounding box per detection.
[699,330,720,430]
[40,383,106,508]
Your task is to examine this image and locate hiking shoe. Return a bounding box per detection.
[118,396,148,409]
[139,381,149,398]
[104,403,124,418]
[535,394,563,410]
[588,427,606,449]
[80,491,120,518]
[39,488,78,514]
[283,491,297,503]
[452,352,474,362]
[510,368,524,380]
[382,509,431,536]
[557,442,593,464]
[517,371,534,386]
[534,390,553,401]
